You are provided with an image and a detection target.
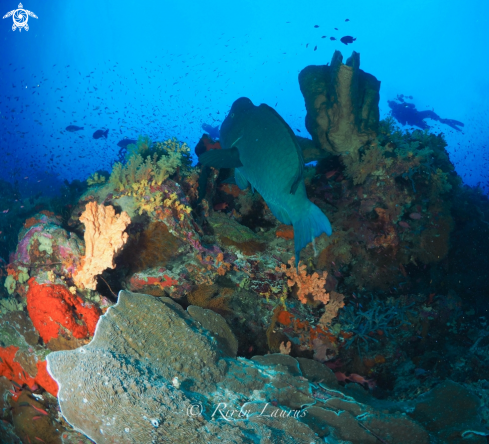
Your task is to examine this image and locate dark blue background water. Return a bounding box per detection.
[1,0,488,198]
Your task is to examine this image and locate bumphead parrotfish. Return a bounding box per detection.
[198,97,332,267]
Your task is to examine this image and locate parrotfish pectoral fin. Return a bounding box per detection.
[198,147,243,168]
[235,169,249,190]
[267,201,291,225]
[293,203,332,269]
[220,176,236,185]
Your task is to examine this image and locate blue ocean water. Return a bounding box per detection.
[1,1,489,443]
[1,0,488,195]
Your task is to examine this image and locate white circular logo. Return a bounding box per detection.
[3,3,38,32]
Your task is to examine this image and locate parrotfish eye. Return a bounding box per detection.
[231,113,235,118]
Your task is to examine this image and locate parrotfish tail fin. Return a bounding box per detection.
[292,203,332,269]
[104,129,109,138]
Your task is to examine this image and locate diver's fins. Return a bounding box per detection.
[198,147,243,169]
[292,203,332,269]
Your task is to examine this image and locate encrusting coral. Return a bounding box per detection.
[73,202,131,290]
[26,277,100,344]
[0,346,58,397]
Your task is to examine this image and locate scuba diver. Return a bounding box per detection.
[388,94,464,132]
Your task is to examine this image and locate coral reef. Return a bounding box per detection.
[1,55,489,443]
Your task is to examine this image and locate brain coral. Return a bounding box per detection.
[46,291,321,443]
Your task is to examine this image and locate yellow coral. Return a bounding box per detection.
[87,172,106,186]
[106,136,190,216]
[108,136,188,203]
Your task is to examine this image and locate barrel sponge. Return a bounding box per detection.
[73,202,131,290]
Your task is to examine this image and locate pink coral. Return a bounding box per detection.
[73,203,131,290]
[276,256,329,304]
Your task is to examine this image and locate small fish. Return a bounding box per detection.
[213,202,229,211]
[340,36,356,45]
[2,209,9,213]
[330,37,336,41]
[324,170,338,179]
[321,36,327,38]
[314,46,317,51]
[65,125,84,132]
[32,416,42,420]
[117,138,137,149]
[314,25,319,28]
[93,129,109,139]
[345,18,350,22]
[409,212,422,220]
[398,221,411,228]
